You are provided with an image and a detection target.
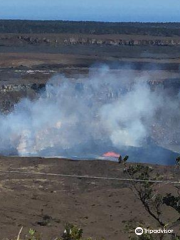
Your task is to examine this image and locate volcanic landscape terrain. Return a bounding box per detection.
[0,157,180,240]
[0,21,180,239]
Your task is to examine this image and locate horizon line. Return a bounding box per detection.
[0,19,180,24]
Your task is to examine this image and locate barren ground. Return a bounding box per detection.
[0,157,179,240]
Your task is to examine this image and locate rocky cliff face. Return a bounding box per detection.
[0,83,45,93]
[64,37,180,46]
[0,83,45,113]
[1,35,180,47]
[1,77,180,113]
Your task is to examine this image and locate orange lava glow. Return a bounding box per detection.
[103,152,120,158]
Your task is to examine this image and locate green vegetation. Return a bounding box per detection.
[121,157,180,240]
[15,224,104,240]
[0,20,180,36]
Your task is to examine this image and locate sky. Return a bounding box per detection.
[0,0,180,22]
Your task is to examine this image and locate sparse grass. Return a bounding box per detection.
[13,224,105,240]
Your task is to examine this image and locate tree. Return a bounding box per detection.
[121,157,180,240]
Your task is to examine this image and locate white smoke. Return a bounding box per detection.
[0,66,179,158]
[100,83,162,147]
